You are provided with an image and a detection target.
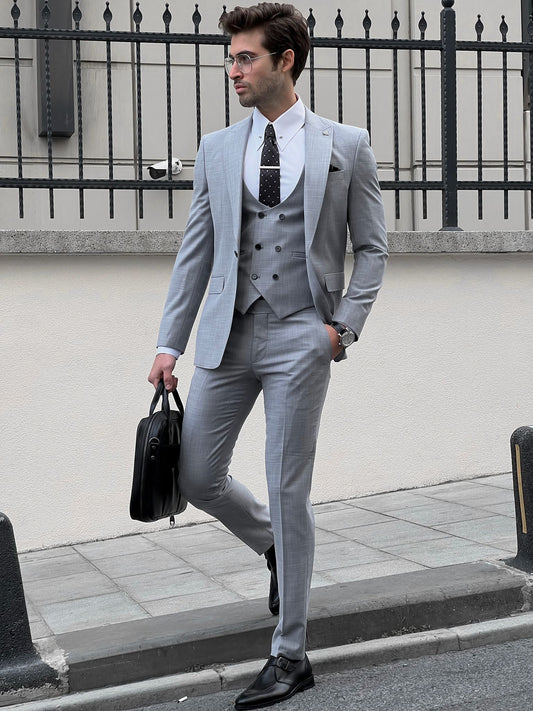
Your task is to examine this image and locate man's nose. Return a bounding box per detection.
[229,61,243,79]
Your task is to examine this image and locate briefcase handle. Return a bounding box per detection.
[149,380,184,418]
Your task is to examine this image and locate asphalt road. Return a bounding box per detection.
[127,637,533,710]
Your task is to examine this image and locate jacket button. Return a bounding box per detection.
[275,245,281,252]
[255,243,262,250]
[251,273,259,280]
[279,214,285,221]
[272,273,279,280]
[258,212,265,219]
[234,250,238,257]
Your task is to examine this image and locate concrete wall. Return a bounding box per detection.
[0,0,528,231]
[1,231,532,551]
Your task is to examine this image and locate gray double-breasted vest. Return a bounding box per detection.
[235,172,314,318]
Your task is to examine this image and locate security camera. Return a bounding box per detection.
[148,158,183,180]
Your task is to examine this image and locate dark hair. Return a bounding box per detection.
[219,3,310,84]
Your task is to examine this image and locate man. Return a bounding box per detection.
[148,3,387,708]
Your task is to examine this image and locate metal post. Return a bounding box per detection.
[0,512,58,696]
[440,0,461,230]
[36,0,74,137]
[509,427,533,572]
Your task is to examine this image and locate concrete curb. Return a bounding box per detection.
[45,561,528,693]
[8,612,533,711]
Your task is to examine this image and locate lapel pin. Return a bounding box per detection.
[322,130,329,136]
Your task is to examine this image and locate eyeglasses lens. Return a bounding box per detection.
[224,55,252,75]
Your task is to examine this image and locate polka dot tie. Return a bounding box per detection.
[259,123,280,207]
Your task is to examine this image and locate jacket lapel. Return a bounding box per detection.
[224,117,251,251]
[304,109,333,251]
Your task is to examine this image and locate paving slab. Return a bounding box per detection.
[24,572,119,607]
[177,544,261,575]
[314,507,392,530]
[418,483,514,507]
[389,501,495,526]
[385,538,511,567]
[20,554,94,583]
[433,514,515,543]
[91,550,191,578]
[344,519,448,548]
[145,526,242,554]
[74,537,158,560]
[313,539,391,571]
[39,593,149,635]
[477,473,514,489]
[116,569,223,603]
[352,490,437,513]
[322,557,426,583]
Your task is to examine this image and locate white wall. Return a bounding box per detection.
[1,246,531,551]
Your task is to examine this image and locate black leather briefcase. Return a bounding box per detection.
[130,381,187,524]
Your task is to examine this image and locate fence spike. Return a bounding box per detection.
[103,2,112,28]
[500,15,508,41]
[193,4,201,32]
[419,11,427,37]
[363,10,371,36]
[42,0,50,27]
[163,3,171,29]
[475,15,484,40]
[11,1,20,25]
[73,2,82,25]
[307,9,316,36]
[335,8,343,36]
[391,10,399,37]
[133,2,142,26]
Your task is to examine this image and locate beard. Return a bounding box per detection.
[234,70,283,109]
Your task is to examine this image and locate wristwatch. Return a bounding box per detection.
[331,322,356,349]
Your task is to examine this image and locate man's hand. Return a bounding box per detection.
[324,324,343,360]
[148,353,178,391]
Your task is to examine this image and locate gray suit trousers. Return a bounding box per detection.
[178,300,332,659]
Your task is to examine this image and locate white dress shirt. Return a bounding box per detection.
[157,97,307,359]
[244,96,306,201]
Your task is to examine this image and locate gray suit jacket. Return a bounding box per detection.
[158,107,388,369]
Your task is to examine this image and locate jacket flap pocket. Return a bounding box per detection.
[324,271,345,292]
[209,275,225,294]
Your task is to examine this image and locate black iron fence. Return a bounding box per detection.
[0,0,532,228]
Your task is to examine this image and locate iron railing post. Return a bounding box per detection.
[440,0,461,230]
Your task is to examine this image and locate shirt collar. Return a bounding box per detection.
[251,97,306,152]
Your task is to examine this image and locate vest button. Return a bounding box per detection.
[255,243,262,250]
[272,273,279,280]
[258,212,266,219]
[275,245,281,252]
[251,273,259,280]
[279,214,285,221]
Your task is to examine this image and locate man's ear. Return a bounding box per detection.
[280,48,295,74]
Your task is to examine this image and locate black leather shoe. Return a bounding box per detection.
[264,545,279,616]
[234,655,314,710]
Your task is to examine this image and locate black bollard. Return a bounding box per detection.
[509,427,533,572]
[0,512,58,695]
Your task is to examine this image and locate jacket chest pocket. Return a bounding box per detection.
[208,275,225,294]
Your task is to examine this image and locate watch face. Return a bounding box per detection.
[340,330,355,347]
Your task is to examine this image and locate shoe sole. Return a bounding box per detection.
[234,675,315,710]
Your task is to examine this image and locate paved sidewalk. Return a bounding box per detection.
[20,473,516,642]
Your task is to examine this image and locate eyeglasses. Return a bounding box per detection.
[224,52,278,76]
